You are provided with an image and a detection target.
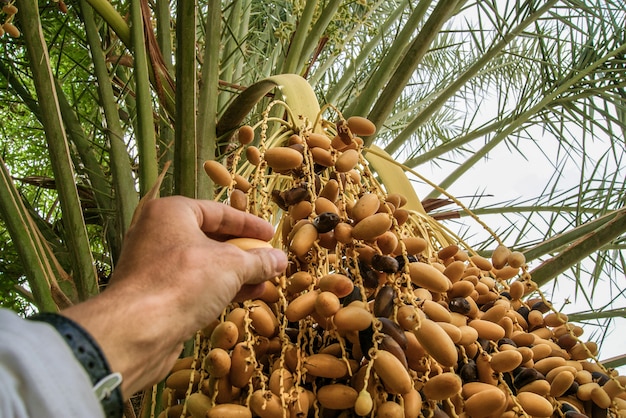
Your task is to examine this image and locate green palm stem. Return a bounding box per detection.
[20,0,98,301]
[314,0,405,102]
[281,0,319,74]
[81,0,138,245]
[130,0,158,197]
[553,87,626,138]
[530,209,626,287]
[233,0,252,83]
[344,0,432,118]
[53,78,123,258]
[600,354,626,370]
[141,0,177,117]
[155,0,175,88]
[115,67,139,139]
[174,0,197,198]
[156,0,175,196]
[362,0,460,146]
[384,0,560,155]
[425,39,626,200]
[470,207,622,255]
[219,0,246,112]
[82,0,130,46]
[298,0,342,70]
[403,114,515,167]
[0,157,61,311]
[268,0,338,124]
[567,308,626,322]
[197,1,221,199]
[569,308,626,369]
[54,78,112,211]
[82,0,176,117]
[467,205,608,218]
[616,93,626,135]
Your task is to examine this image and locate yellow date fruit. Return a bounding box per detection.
[422,373,462,401]
[373,350,413,394]
[264,147,303,171]
[207,404,252,418]
[516,391,554,417]
[303,353,349,379]
[203,160,232,187]
[408,262,452,294]
[316,384,358,410]
[347,116,376,136]
[414,318,458,367]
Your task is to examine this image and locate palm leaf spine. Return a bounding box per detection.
[20,0,98,300]
[81,0,138,246]
[131,0,159,197]
[197,1,221,199]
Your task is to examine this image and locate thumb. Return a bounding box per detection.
[237,248,288,285]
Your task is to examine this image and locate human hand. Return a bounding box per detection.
[61,196,287,398]
[111,196,287,326]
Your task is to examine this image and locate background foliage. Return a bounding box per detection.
[0,0,624,377]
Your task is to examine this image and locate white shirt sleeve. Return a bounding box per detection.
[0,308,104,418]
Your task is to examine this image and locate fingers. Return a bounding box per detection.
[236,248,288,286]
[233,283,266,302]
[135,197,275,241]
[192,199,275,241]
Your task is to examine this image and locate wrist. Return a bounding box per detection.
[60,288,187,399]
[27,312,124,418]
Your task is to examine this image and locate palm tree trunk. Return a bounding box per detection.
[174,0,197,198]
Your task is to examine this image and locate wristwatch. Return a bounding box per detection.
[27,312,124,418]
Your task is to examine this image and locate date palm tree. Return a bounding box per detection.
[0,0,624,412]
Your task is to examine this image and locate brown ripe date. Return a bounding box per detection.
[422,373,462,401]
[335,149,359,172]
[210,321,239,349]
[313,211,340,233]
[352,193,380,222]
[315,291,341,317]
[237,125,254,145]
[371,254,399,273]
[303,354,349,379]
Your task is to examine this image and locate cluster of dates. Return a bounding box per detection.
[160,114,626,418]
